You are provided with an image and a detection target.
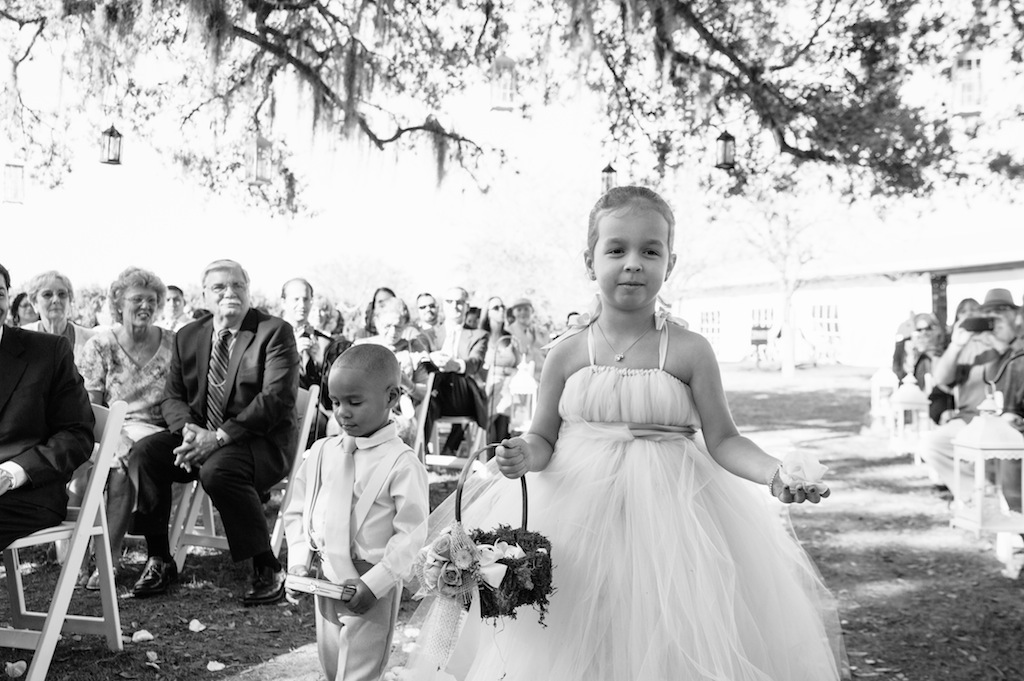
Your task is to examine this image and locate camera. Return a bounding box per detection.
[961,317,996,333]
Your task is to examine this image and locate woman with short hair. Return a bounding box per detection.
[78,266,175,588]
[21,270,95,362]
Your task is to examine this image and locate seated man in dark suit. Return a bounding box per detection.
[424,286,489,455]
[131,259,299,605]
[0,262,95,549]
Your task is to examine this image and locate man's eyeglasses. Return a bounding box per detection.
[491,305,505,311]
[444,299,465,305]
[915,325,934,332]
[419,303,437,310]
[207,282,248,295]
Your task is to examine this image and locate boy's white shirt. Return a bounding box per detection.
[284,422,429,598]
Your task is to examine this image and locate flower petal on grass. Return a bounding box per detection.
[207,661,226,672]
[131,630,154,643]
[188,619,207,633]
[5,660,27,678]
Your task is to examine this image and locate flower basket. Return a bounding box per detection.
[413,446,553,624]
[456,447,553,623]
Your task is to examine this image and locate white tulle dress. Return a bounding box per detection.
[403,324,847,681]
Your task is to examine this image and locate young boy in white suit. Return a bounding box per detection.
[285,345,429,681]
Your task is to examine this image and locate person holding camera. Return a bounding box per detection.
[281,278,332,392]
[919,288,1021,496]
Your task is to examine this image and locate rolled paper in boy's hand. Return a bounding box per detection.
[779,452,829,487]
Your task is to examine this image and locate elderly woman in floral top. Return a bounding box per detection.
[78,266,176,589]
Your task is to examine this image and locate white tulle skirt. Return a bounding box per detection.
[402,423,847,681]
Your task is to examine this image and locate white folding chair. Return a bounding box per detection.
[423,373,487,470]
[270,385,319,557]
[170,387,319,571]
[412,372,435,465]
[1,401,128,681]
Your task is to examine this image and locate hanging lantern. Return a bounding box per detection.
[508,362,538,434]
[100,126,122,165]
[601,163,617,194]
[888,376,932,458]
[2,162,25,204]
[490,54,518,111]
[245,135,273,185]
[950,412,1024,548]
[715,130,735,170]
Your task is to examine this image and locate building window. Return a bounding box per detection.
[490,54,517,111]
[3,163,24,204]
[699,310,721,346]
[952,53,983,115]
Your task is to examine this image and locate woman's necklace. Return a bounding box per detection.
[595,322,654,362]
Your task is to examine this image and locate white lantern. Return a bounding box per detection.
[950,413,1024,539]
[888,376,932,458]
[869,368,900,434]
[508,361,537,434]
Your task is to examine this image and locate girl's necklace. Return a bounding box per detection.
[595,322,654,362]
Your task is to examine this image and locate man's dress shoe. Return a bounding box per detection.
[244,566,285,606]
[132,557,177,598]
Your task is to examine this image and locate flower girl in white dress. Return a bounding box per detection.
[404,186,847,681]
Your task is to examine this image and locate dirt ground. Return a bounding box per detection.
[3,363,1023,680]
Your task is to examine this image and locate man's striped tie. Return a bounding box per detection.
[206,329,232,429]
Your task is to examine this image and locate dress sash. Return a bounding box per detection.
[562,420,697,442]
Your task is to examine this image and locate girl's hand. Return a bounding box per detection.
[496,437,529,479]
[777,482,830,504]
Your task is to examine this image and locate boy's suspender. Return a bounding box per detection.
[303,439,409,552]
[351,448,405,532]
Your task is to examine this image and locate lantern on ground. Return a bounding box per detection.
[509,361,538,434]
[950,410,1024,560]
[715,131,735,170]
[869,368,900,434]
[888,376,932,458]
[601,164,617,194]
[100,126,122,165]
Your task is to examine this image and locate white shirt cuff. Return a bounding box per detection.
[361,563,398,599]
[0,461,28,489]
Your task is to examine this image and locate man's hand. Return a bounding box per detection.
[428,352,460,373]
[342,579,377,615]
[0,469,14,497]
[172,424,222,471]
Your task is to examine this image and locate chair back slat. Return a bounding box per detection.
[73,401,128,545]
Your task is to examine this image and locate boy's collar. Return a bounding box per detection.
[346,421,399,450]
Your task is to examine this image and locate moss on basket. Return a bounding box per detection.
[470,524,554,624]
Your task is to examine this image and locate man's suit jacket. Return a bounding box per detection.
[0,328,95,514]
[448,325,488,385]
[162,308,300,484]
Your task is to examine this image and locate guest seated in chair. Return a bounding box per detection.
[894,312,953,424]
[20,269,96,365]
[920,289,1021,498]
[354,297,431,445]
[0,262,96,550]
[130,259,299,605]
[423,286,488,456]
[77,267,176,589]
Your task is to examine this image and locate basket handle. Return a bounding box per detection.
[454,445,528,531]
